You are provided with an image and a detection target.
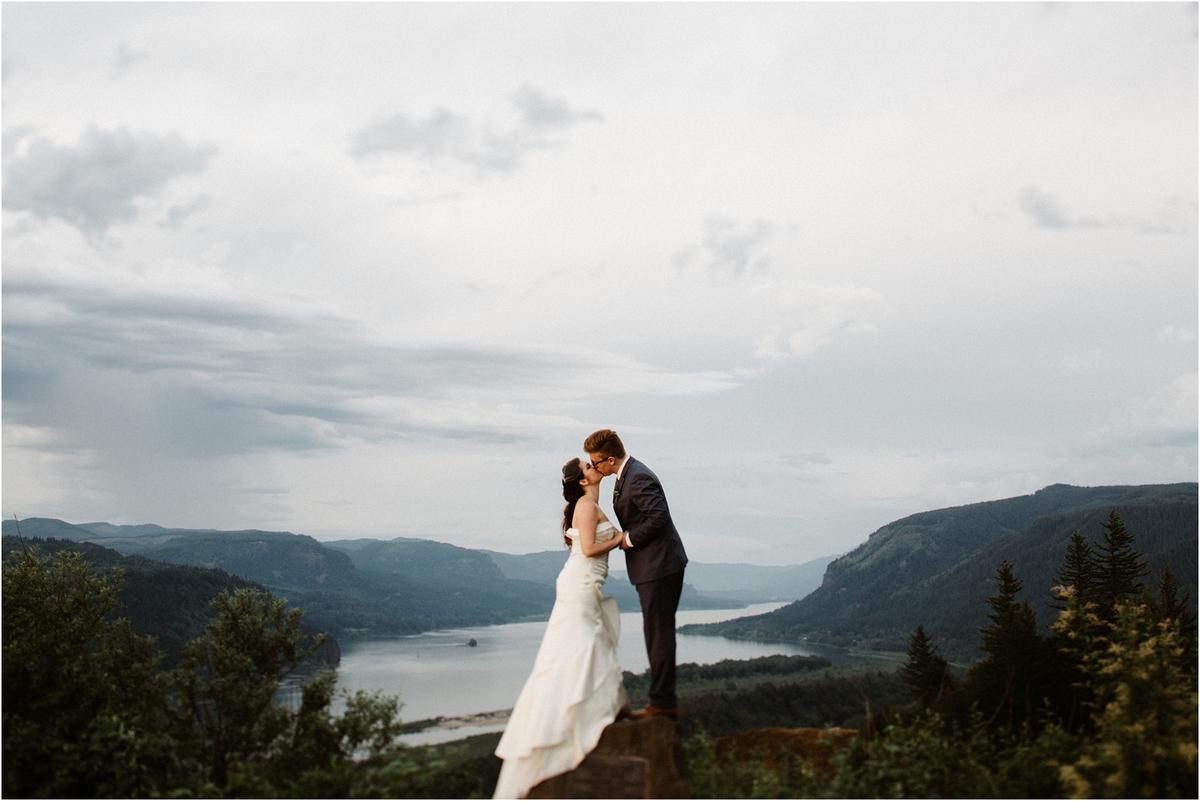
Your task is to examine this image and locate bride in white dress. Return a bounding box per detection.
[493,457,629,799]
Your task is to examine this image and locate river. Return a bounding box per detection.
[332,602,845,745]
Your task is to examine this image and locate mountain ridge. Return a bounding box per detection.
[1,516,790,637]
[681,482,1197,657]
[10,482,1193,653]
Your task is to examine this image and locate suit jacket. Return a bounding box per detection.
[613,457,688,585]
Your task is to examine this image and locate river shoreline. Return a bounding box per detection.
[335,602,820,727]
[399,708,511,734]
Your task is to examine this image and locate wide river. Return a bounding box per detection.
[332,602,845,745]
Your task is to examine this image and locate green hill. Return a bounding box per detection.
[614,555,838,603]
[682,483,1197,657]
[476,546,746,610]
[2,519,557,637]
[324,537,556,616]
[0,536,338,666]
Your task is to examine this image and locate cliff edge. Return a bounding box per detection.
[528,715,687,799]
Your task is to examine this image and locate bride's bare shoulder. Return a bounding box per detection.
[572,497,599,526]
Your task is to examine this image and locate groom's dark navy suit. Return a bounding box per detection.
[613,457,688,709]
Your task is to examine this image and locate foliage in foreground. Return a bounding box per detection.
[686,511,1198,799]
[2,547,405,798]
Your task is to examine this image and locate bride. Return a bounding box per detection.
[492,457,629,799]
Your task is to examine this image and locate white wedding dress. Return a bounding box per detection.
[493,521,628,799]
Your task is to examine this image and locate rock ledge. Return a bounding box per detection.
[528,715,687,799]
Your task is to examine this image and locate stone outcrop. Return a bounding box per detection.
[528,715,687,799]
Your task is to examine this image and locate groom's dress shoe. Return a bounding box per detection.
[630,705,678,720]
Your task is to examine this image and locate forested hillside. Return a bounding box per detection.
[0,536,337,666]
[0,518,768,637]
[684,483,1197,655]
[1,520,554,637]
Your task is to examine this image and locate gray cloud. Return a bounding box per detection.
[351,85,601,175]
[162,194,211,227]
[1019,186,1106,229]
[2,274,737,458]
[703,216,774,279]
[109,43,147,80]
[3,126,215,235]
[2,126,36,160]
[676,216,774,281]
[1018,186,1193,235]
[352,107,470,160]
[512,84,603,128]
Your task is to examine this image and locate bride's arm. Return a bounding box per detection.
[575,502,624,557]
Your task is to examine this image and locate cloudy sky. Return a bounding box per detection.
[2,2,1196,565]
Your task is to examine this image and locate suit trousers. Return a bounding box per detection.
[635,570,685,709]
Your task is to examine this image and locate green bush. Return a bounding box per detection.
[1056,601,1198,798]
[684,733,822,799]
[3,548,407,798]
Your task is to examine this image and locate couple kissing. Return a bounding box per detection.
[493,428,688,800]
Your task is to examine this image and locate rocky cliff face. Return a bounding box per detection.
[528,716,687,799]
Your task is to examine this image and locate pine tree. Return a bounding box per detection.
[1151,565,1198,677]
[1152,565,1188,622]
[968,561,1045,736]
[1092,510,1148,622]
[900,624,952,708]
[1052,531,1095,609]
[980,561,1036,657]
[1049,535,1103,732]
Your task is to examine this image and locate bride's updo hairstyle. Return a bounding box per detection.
[561,458,585,546]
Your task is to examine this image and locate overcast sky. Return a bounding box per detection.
[2,2,1196,565]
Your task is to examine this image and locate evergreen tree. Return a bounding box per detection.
[1092,511,1148,622]
[968,561,1046,736]
[1151,565,1197,678]
[900,625,952,709]
[979,561,1035,658]
[1152,565,1188,623]
[1052,531,1095,609]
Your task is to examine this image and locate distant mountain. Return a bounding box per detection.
[0,536,338,667]
[343,539,736,612]
[478,548,571,586]
[613,555,838,603]
[1,519,554,638]
[2,517,823,640]
[330,537,516,587]
[3,517,99,541]
[121,529,363,594]
[324,537,556,614]
[477,547,831,610]
[682,483,1198,658]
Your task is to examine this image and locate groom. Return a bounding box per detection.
[584,428,688,719]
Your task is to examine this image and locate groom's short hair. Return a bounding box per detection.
[584,429,626,459]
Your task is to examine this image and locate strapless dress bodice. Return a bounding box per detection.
[566,520,617,537]
[565,521,618,556]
